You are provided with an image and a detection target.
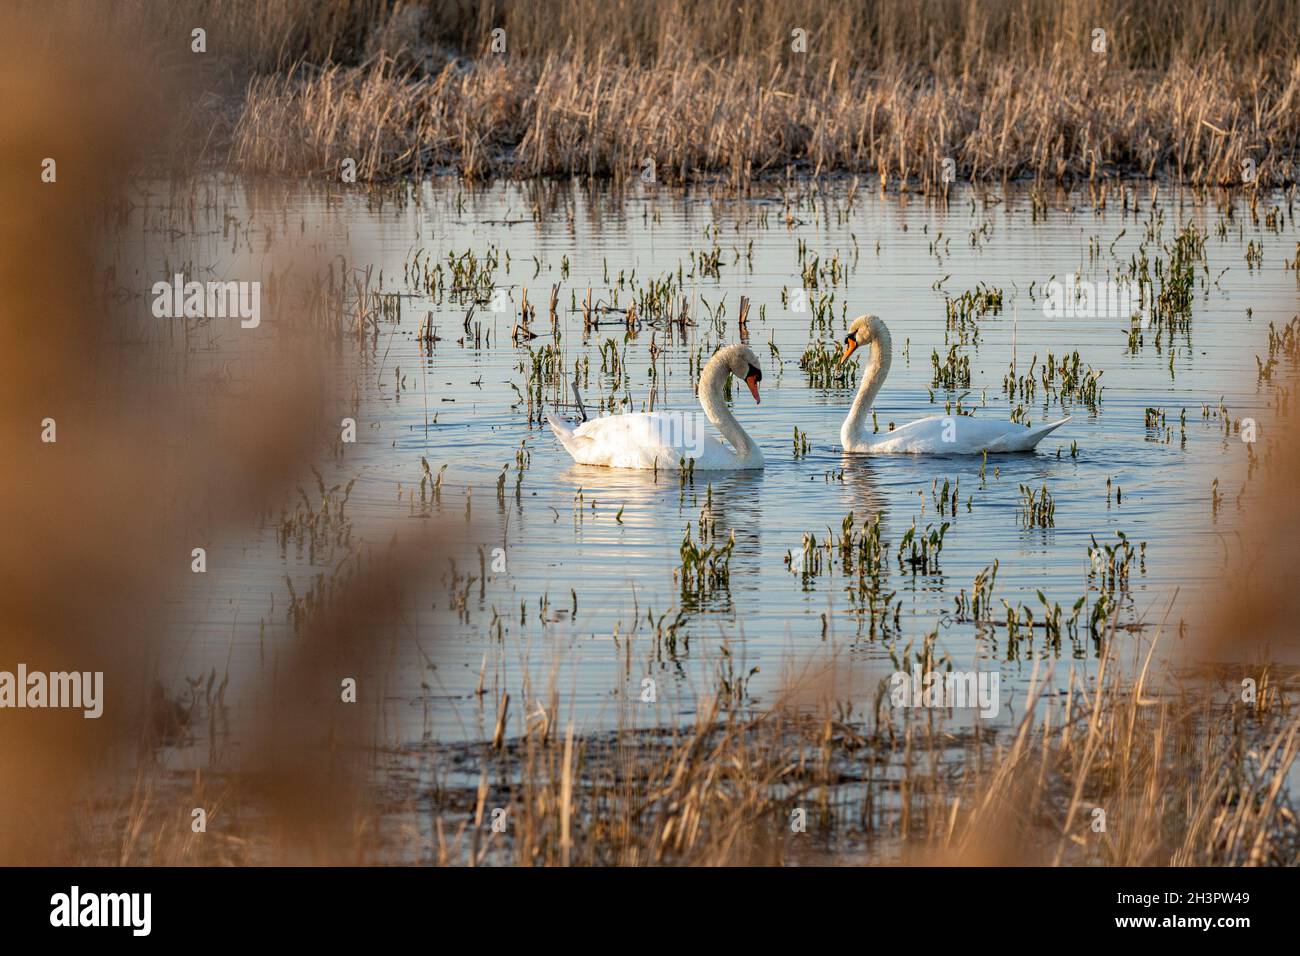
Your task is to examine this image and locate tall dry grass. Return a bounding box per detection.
[20,0,1300,187]
[212,0,1300,187]
[387,625,1297,866]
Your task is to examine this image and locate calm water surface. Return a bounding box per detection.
[122,177,1298,749]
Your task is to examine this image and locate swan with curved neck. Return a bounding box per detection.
[547,344,765,470]
[839,314,1069,454]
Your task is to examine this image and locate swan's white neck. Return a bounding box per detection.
[841,321,892,448]
[699,352,762,466]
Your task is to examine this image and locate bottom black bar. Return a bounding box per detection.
[0,866,1279,941]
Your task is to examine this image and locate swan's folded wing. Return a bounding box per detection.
[982,434,1014,453]
[564,412,715,469]
[572,413,679,451]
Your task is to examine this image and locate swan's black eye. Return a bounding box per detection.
[746,363,762,382]
[844,334,855,345]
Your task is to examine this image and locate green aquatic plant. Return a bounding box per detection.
[800,339,857,388]
[930,344,971,390]
[1019,483,1055,528]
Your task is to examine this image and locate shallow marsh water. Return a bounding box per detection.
[120,176,1298,757]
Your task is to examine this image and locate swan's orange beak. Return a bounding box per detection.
[839,339,860,364]
[744,373,761,404]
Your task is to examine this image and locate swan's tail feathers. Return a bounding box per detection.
[546,409,587,458]
[540,408,577,442]
[1024,416,1071,449]
[545,409,575,440]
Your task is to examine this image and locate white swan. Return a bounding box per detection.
[838,314,1070,454]
[546,344,765,471]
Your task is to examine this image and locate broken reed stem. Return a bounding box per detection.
[492,691,509,750]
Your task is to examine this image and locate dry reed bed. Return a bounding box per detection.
[414,652,1297,866]
[228,52,1300,189]
[96,644,1300,866]
[30,0,1300,187]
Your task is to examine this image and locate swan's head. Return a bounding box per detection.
[839,314,885,364]
[719,343,763,404]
